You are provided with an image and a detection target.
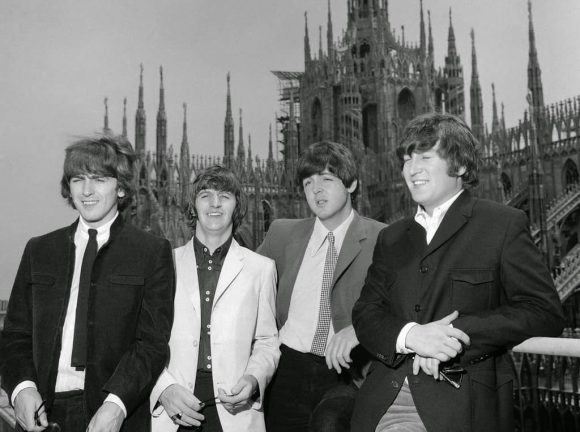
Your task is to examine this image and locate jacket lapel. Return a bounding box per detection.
[422,191,474,259]
[332,212,364,286]
[213,239,244,307]
[176,239,201,314]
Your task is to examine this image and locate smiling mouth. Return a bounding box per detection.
[81,200,98,206]
[412,180,428,186]
[207,212,223,216]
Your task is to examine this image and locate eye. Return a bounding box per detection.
[219,193,232,199]
[96,177,106,183]
[303,179,312,188]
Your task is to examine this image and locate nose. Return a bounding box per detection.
[210,193,222,207]
[312,178,323,193]
[407,157,423,175]
[82,179,94,195]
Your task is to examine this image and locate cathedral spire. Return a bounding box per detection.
[268,123,274,162]
[122,97,127,138]
[428,10,434,59]
[224,72,235,166]
[470,28,484,142]
[237,108,245,162]
[180,102,191,207]
[181,102,189,155]
[247,134,253,171]
[419,0,426,56]
[318,25,323,60]
[156,65,167,166]
[447,8,457,57]
[527,0,544,112]
[327,0,334,60]
[135,64,146,155]
[304,12,311,64]
[103,97,111,134]
[492,83,500,134]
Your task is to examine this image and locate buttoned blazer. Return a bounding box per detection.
[351,191,565,432]
[258,211,386,334]
[150,238,280,432]
[0,216,175,431]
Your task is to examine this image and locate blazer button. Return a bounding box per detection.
[420,266,429,274]
[414,304,421,312]
[391,380,399,389]
[193,340,198,347]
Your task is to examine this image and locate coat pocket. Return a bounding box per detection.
[450,269,494,314]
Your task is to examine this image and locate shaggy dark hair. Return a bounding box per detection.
[60,135,136,209]
[296,140,359,197]
[186,165,247,234]
[396,113,481,188]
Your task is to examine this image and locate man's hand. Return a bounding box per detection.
[217,375,258,414]
[159,384,204,428]
[86,402,124,432]
[14,388,47,432]
[406,311,470,362]
[412,355,441,379]
[325,325,359,373]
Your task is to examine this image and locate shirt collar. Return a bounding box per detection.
[78,212,119,240]
[193,235,233,263]
[310,209,354,256]
[415,189,464,225]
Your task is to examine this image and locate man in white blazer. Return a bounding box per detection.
[150,165,280,432]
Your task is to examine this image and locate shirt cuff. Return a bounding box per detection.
[11,381,37,406]
[396,322,418,354]
[105,394,127,418]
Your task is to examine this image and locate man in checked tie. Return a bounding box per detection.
[258,141,385,432]
[0,135,175,431]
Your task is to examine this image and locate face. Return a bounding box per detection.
[69,174,124,228]
[302,168,356,231]
[402,142,465,215]
[195,188,236,241]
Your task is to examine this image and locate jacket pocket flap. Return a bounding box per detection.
[451,269,494,285]
[110,275,145,285]
[31,273,55,285]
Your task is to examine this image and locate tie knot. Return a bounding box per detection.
[88,229,98,240]
[327,232,335,244]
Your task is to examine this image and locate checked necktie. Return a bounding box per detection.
[71,228,98,369]
[311,232,338,356]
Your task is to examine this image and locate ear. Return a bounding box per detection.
[347,179,358,194]
[117,189,126,198]
[456,166,467,177]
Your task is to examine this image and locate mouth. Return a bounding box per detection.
[207,212,223,217]
[81,200,98,206]
[412,180,428,186]
[315,199,327,206]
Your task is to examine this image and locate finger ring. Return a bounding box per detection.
[170,412,182,422]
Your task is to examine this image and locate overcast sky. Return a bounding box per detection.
[1,0,579,299]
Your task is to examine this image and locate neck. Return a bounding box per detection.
[195,229,232,254]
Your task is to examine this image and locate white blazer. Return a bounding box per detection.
[150,238,280,432]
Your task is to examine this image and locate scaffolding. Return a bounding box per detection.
[271,71,302,160]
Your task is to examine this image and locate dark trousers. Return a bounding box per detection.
[178,371,222,432]
[15,390,88,432]
[265,344,345,432]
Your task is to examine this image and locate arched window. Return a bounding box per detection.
[362,104,379,153]
[563,159,579,187]
[398,88,416,125]
[311,98,323,142]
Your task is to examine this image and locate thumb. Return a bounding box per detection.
[230,380,244,396]
[436,310,459,325]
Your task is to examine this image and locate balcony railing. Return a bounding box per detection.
[1,337,579,431]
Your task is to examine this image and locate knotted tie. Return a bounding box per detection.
[71,228,98,369]
[311,232,338,356]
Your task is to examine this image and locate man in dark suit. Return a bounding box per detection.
[351,113,565,432]
[0,135,175,432]
[258,141,385,432]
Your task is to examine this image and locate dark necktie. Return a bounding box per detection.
[71,228,98,369]
[311,232,338,356]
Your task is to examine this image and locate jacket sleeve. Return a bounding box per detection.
[0,240,38,401]
[453,210,565,365]
[244,258,280,409]
[352,229,408,368]
[102,238,176,415]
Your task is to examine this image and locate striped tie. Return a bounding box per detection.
[311,232,338,356]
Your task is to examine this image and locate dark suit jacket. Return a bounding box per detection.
[258,211,385,379]
[0,216,175,431]
[351,191,565,432]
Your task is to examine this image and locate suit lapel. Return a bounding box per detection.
[332,212,364,286]
[176,239,201,314]
[423,191,474,259]
[277,220,314,325]
[213,240,244,307]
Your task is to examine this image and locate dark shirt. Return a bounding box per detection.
[193,235,232,372]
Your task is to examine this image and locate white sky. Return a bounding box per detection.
[1,0,579,299]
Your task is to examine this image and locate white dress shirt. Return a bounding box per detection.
[12,213,126,416]
[280,210,354,354]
